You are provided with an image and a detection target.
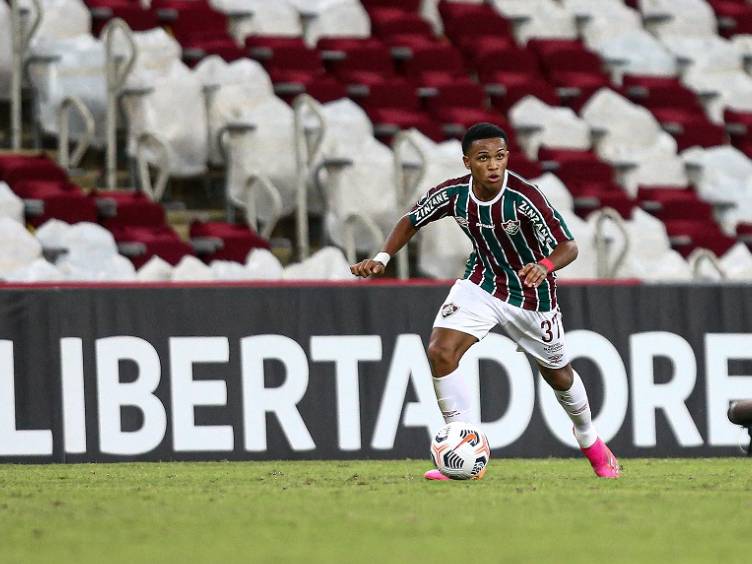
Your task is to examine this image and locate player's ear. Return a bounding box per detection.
[462,154,470,169]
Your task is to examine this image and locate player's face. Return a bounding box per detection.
[463,137,509,192]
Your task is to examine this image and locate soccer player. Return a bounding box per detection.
[350,122,620,479]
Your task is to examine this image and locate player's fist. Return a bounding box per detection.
[350,259,386,278]
[518,262,547,288]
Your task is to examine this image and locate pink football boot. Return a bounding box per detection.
[423,469,450,481]
[581,438,620,478]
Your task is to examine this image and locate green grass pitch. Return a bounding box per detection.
[1,458,750,564]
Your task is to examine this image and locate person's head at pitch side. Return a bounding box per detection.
[461,122,510,197]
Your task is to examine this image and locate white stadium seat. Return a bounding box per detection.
[301,97,398,252]
[122,58,209,178]
[682,65,752,124]
[171,255,215,281]
[638,0,717,39]
[115,28,183,80]
[27,34,108,146]
[510,96,592,159]
[210,260,257,281]
[287,0,370,47]
[555,210,598,279]
[567,1,643,55]
[493,0,578,44]
[245,248,284,280]
[682,145,752,230]
[586,207,692,280]
[720,243,752,280]
[210,0,303,43]
[282,246,354,280]
[193,55,277,164]
[581,88,687,195]
[193,56,294,224]
[116,29,206,179]
[4,258,64,282]
[0,182,25,224]
[393,129,473,279]
[21,0,91,48]
[0,217,42,278]
[136,255,174,282]
[55,222,136,281]
[596,29,678,81]
[533,173,574,213]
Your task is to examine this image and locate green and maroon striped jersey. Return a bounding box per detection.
[406,170,574,312]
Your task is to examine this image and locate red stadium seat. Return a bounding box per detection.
[0,155,68,187]
[323,42,396,87]
[651,108,728,151]
[11,180,98,227]
[485,73,560,113]
[424,83,509,134]
[636,186,714,221]
[736,222,752,248]
[664,219,737,257]
[85,1,159,37]
[362,0,421,12]
[529,40,611,110]
[110,225,194,268]
[564,180,634,219]
[158,0,244,64]
[707,0,752,37]
[91,190,166,228]
[253,43,335,101]
[359,79,444,141]
[190,220,271,263]
[510,155,543,180]
[537,148,601,166]
[368,8,435,39]
[245,36,308,60]
[623,75,703,112]
[475,46,541,80]
[724,108,752,147]
[399,44,468,86]
[458,35,518,69]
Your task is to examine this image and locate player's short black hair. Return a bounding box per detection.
[461,122,509,155]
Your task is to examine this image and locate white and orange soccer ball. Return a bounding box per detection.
[430,422,491,480]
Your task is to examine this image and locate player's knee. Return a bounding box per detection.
[540,364,573,391]
[427,341,460,375]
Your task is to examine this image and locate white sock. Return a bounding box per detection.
[554,370,598,448]
[433,368,477,424]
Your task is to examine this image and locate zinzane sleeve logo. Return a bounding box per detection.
[408,188,452,227]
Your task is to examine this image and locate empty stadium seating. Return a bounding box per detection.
[4,0,752,283]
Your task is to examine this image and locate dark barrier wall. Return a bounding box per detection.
[1,281,751,463]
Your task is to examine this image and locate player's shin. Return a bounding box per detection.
[432,369,477,424]
[553,369,598,449]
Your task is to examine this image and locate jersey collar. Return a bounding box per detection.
[469,169,508,206]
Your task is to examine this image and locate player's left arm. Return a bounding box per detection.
[518,187,577,288]
[519,240,578,288]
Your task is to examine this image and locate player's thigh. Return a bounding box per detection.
[427,326,479,365]
[500,305,570,369]
[432,279,498,342]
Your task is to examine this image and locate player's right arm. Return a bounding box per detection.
[350,216,417,278]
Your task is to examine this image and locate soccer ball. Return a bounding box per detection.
[430,421,491,480]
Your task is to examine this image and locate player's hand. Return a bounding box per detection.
[350,259,386,278]
[518,262,548,288]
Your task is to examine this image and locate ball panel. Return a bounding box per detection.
[430,421,491,480]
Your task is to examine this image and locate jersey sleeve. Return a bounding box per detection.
[528,185,574,246]
[405,185,454,229]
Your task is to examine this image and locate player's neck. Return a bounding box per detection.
[471,175,504,201]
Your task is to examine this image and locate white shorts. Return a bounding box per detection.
[433,279,570,369]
